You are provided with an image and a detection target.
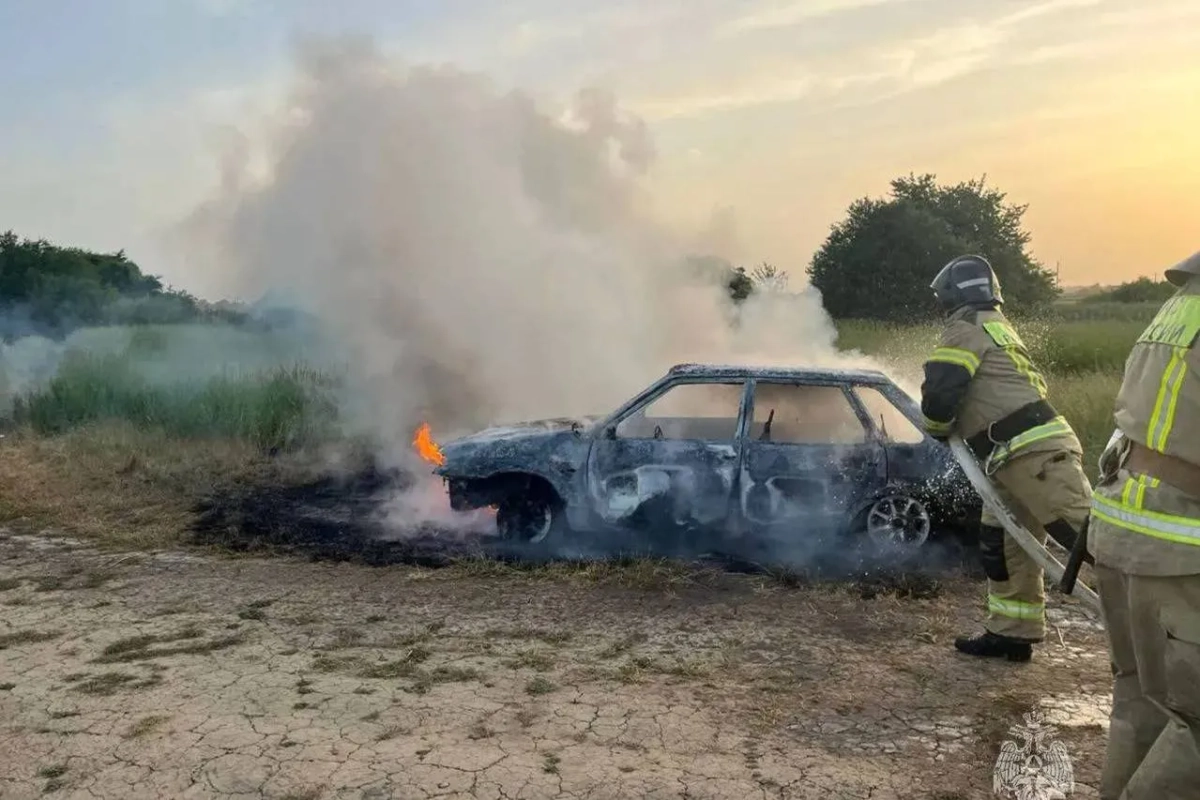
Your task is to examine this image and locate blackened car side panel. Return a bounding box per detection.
[584,436,740,532]
[739,381,886,535]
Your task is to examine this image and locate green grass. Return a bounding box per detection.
[835,316,1141,376]
[12,351,338,451]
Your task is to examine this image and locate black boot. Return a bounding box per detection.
[954,631,1032,662]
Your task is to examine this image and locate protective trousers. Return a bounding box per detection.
[1097,566,1200,799]
[978,449,1092,641]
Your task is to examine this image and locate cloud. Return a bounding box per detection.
[636,73,815,119]
[995,0,1103,27]
[721,0,914,34]
[630,0,1115,120]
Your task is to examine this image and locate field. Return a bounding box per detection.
[0,305,1142,799]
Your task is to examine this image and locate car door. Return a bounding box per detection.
[584,378,749,534]
[738,379,885,535]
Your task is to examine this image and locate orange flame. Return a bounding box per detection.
[413,422,446,466]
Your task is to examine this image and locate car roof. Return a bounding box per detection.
[666,362,893,385]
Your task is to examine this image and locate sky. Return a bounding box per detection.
[2,0,1198,298]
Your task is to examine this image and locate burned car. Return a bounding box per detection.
[434,364,980,560]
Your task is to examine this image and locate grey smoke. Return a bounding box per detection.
[175,38,874,465]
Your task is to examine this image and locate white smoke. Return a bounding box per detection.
[174,37,889,532]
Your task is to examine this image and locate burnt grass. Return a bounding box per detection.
[190,461,979,595]
[190,462,477,568]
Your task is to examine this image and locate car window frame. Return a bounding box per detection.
[597,376,752,443]
[850,383,927,445]
[744,377,876,447]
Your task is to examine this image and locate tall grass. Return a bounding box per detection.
[1048,372,1122,478]
[836,316,1141,375]
[12,351,338,451]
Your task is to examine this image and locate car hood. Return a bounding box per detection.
[434,416,599,478]
[444,417,599,446]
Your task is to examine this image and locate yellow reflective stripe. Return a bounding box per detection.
[982,321,1047,397]
[923,416,952,434]
[1121,477,1136,507]
[988,595,1045,620]
[1008,348,1048,398]
[1092,493,1200,547]
[1007,416,1073,453]
[985,417,1074,473]
[928,347,981,375]
[1120,474,1159,511]
[1137,295,1200,348]
[1147,347,1188,452]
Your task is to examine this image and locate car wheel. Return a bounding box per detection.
[496,492,562,544]
[864,493,932,550]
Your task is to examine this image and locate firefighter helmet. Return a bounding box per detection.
[931,254,1003,313]
[1165,250,1200,287]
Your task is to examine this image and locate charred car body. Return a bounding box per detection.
[434,364,981,564]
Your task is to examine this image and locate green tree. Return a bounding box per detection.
[0,230,199,339]
[806,175,1059,321]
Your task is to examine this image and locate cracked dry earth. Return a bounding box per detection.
[1,532,1113,800]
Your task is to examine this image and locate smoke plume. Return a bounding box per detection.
[173,37,903,538]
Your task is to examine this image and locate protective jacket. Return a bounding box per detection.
[1091,276,1200,575]
[920,306,1081,467]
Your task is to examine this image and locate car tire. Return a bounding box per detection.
[496,491,564,544]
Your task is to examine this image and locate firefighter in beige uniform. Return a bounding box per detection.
[920,255,1092,661]
[1091,251,1200,799]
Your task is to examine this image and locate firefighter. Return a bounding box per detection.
[920,254,1092,661]
[1091,251,1200,799]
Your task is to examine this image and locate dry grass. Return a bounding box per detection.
[0,423,269,549]
[0,629,62,650]
[93,630,243,664]
[0,427,369,556]
[123,715,170,739]
[72,672,154,696]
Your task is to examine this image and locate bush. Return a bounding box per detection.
[808,174,1058,321]
[1045,301,1160,323]
[1081,277,1175,305]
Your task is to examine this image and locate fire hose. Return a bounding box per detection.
[948,435,1101,614]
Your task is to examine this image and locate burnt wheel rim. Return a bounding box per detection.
[500,500,554,543]
[866,495,931,548]
[525,505,553,544]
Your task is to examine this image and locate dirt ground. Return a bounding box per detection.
[0,530,1113,800]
